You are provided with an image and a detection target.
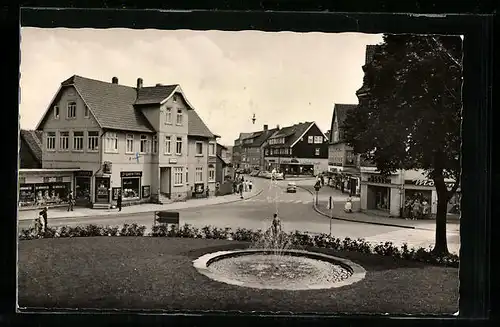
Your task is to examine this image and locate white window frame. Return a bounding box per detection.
[53,106,60,119]
[126,134,134,154]
[208,166,215,182]
[88,131,99,151]
[67,101,77,119]
[84,105,89,118]
[173,167,184,186]
[152,135,158,154]
[164,136,172,155]
[315,148,320,156]
[46,132,56,151]
[59,131,69,151]
[195,141,203,156]
[308,136,314,144]
[209,142,216,156]
[175,137,183,155]
[105,132,118,153]
[314,136,323,144]
[165,107,172,124]
[176,109,183,126]
[72,131,84,152]
[195,167,203,183]
[140,134,149,154]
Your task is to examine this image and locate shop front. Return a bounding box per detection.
[403,178,460,218]
[265,157,327,176]
[95,176,111,204]
[74,170,92,206]
[18,169,76,210]
[121,171,142,203]
[360,172,401,217]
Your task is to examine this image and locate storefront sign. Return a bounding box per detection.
[208,157,217,164]
[75,170,93,177]
[405,179,455,188]
[194,183,204,194]
[169,158,178,164]
[142,186,151,198]
[367,175,391,184]
[103,161,112,174]
[120,171,143,178]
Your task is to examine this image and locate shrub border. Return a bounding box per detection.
[18,223,459,268]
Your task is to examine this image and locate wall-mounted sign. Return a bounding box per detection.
[142,185,151,198]
[103,161,112,174]
[367,175,391,184]
[405,179,456,188]
[169,158,178,164]
[120,171,143,178]
[194,183,204,194]
[75,170,93,177]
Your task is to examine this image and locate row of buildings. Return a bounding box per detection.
[19,75,233,210]
[232,122,330,176]
[232,44,460,219]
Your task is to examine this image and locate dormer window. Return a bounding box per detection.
[84,105,89,118]
[53,106,60,119]
[67,101,76,119]
[173,94,178,102]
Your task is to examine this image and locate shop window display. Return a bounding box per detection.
[122,178,140,199]
[19,183,70,207]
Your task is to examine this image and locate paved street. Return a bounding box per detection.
[18,176,460,254]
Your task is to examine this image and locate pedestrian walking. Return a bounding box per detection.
[39,206,48,232]
[117,190,122,212]
[412,199,421,220]
[239,182,244,199]
[344,197,353,213]
[421,198,430,218]
[243,180,248,192]
[67,191,74,211]
[248,180,253,192]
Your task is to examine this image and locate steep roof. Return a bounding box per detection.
[267,122,313,148]
[20,129,43,163]
[59,75,155,133]
[329,104,357,143]
[187,110,214,138]
[37,75,216,137]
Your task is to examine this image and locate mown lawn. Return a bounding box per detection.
[18,237,458,314]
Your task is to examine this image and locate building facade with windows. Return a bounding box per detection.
[32,75,217,209]
[238,125,279,171]
[328,103,361,196]
[263,122,329,175]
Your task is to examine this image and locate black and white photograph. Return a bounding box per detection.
[17,21,463,315]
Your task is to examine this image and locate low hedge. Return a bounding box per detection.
[19,223,459,267]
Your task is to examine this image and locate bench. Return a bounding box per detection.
[153,211,180,227]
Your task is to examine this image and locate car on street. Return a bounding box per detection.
[275,172,284,180]
[286,181,297,193]
[250,170,260,176]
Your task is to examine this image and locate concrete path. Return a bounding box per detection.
[17,176,264,221]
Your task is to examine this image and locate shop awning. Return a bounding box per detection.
[19,168,81,173]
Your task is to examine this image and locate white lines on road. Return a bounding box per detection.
[242,199,312,204]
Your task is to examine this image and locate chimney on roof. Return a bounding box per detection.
[276,124,280,130]
[263,124,268,131]
[112,77,118,84]
[156,83,163,86]
[137,78,143,89]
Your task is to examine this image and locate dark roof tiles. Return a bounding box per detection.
[135,85,178,105]
[20,129,43,163]
[267,122,313,148]
[187,110,214,138]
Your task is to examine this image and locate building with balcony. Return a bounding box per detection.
[25,75,218,210]
[263,122,328,175]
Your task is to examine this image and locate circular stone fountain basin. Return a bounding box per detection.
[193,249,366,291]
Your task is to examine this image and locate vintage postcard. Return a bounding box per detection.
[18,26,462,315]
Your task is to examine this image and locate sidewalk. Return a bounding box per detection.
[17,181,264,221]
[298,184,460,231]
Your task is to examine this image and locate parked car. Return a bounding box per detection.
[275,172,284,180]
[250,170,260,176]
[286,182,297,193]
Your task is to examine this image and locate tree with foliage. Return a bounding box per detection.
[343,34,462,255]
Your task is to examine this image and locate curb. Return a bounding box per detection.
[18,188,264,222]
[297,185,416,230]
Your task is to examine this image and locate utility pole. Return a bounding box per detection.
[329,195,334,236]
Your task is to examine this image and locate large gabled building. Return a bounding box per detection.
[20,75,218,210]
[263,121,328,175]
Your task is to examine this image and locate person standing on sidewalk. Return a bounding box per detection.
[117,191,122,212]
[239,182,244,199]
[67,191,74,212]
[248,180,253,192]
[39,206,48,232]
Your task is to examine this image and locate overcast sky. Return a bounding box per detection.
[20,28,383,145]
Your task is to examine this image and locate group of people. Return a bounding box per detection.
[404,194,431,220]
[232,176,253,199]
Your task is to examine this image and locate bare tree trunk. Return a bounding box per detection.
[433,175,449,255]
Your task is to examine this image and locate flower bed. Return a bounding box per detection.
[18,223,459,267]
